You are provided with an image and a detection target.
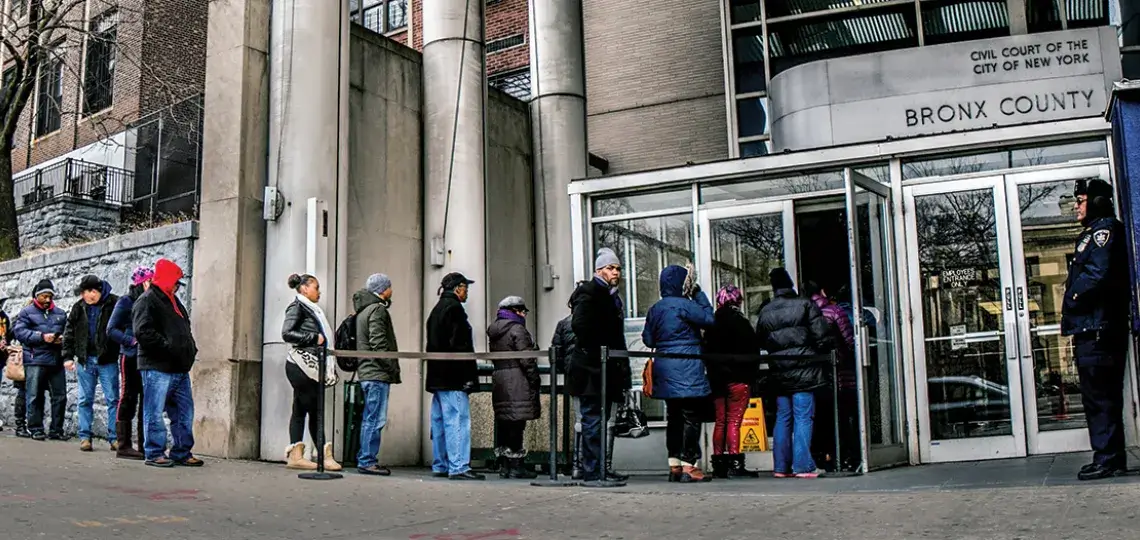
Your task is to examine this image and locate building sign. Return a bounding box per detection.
[769,28,1122,151]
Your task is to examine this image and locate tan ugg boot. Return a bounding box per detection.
[285,442,317,470]
[323,442,343,472]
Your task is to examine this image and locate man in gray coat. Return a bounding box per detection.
[353,273,401,476]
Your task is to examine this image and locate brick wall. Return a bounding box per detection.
[583,0,729,174]
[9,0,207,174]
[408,0,528,77]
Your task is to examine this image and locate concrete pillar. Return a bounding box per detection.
[528,0,587,345]
[190,0,271,458]
[422,0,487,348]
[259,0,348,459]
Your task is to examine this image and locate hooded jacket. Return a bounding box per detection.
[487,310,540,421]
[703,305,761,392]
[756,288,831,394]
[62,280,120,365]
[107,293,138,357]
[568,278,631,401]
[550,315,580,375]
[812,293,854,354]
[13,299,66,367]
[641,265,714,399]
[352,289,400,384]
[424,291,478,392]
[133,259,197,373]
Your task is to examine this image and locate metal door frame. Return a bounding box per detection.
[904,175,1029,463]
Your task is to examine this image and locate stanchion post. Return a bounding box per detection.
[299,346,343,480]
[831,351,841,472]
[600,346,608,479]
[548,347,559,481]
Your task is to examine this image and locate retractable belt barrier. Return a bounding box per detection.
[322,348,847,486]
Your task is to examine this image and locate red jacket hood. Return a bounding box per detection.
[153,259,184,296]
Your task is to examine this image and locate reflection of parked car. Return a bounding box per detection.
[927,376,1011,439]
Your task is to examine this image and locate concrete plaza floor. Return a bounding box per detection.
[2,434,1139,540]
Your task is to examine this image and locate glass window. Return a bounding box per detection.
[591,214,693,319]
[702,170,846,204]
[387,0,407,30]
[1065,0,1108,28]
[737,96,769,138]
[921,1,1010,46]
[489,68,530,100]
[732,27,766,94]
[35,46,63,137]
[83,10,117,115]
[767,6,919,77]
[740,140,769,158]
[729,0,762,24]
[592,189,691,217]
[904,151,1010,179]
[1010,139,1108,168]
[1027,0,1063,32]
[352,0,406,33]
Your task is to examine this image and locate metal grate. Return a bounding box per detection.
[487,34,525,53]
[488,68,530,100]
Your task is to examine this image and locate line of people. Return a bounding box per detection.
[1,259,202,468]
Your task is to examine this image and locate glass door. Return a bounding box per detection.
[1005,164,1110,456]
[904,176,1029,463]
[698,201,795,320]
[845,169,907,470]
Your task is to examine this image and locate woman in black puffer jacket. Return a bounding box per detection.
[487,295,540,479]
[755,268,831,479]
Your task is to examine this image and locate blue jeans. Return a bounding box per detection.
[77,357,120,443]
[774,392,816,474]
[142,371,195,462]
[578,395,604,481]
[356,381,391,468]
[430,390,472,475]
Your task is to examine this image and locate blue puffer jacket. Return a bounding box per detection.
[13,301,67,367]
[641,265,715,399]
[107,294,137,357]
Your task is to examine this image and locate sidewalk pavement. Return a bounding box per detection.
[1,434,1138,540]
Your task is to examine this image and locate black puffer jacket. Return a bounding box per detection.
[550,315,581,374]
[756,288,832,395]
[703,306,761,394]
[282,300,325,356]
[62,281,120,365]
[568,278,631,402]
[425,291,478,392]
[488,313,540,421]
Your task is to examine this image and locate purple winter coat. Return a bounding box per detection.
[812,293,856,390]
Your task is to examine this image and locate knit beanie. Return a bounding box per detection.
[366,273,392,296]
[131,266,155,286]
[33,279,55,297]
[594,248,620,271]
[769,268,794,291]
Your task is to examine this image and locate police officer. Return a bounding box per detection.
[1062,178,1130,481]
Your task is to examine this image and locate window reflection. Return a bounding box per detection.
[903,139,1109,179]
[592,189,691,217]
[710,213,785,322]
[592,214,693,318]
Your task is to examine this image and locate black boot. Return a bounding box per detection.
[711,455,729,479]
[571,432,583,480]
[506,454,538,480]
[728,454,759,478]
[604,430,629,482]
[14,416,30,438]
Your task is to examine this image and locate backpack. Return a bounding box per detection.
[334,314,359,372]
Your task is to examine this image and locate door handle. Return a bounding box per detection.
[1004,287,1013,312]
[1016,286,1025,312]
[1004,321,1018,362]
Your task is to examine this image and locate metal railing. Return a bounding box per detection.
[13,158,133,211]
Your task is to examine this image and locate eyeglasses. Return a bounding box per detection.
[1075,196,1088,205]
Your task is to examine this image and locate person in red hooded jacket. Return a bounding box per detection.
[132,258,201,468]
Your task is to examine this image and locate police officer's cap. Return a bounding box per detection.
[1075,179,1113,200]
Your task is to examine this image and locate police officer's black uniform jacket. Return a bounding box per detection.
[1061,214,1130,365]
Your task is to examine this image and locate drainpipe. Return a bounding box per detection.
[528,0,587,345]
[422,0,488,348]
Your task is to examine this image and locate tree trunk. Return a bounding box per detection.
[0,146,22,261]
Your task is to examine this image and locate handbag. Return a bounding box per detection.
[288,348,338,387]
[614,391,650,439]
[641,358,654,398]
[4,346,24,382]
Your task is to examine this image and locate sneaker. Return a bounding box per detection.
[358,465,392,476]
[794,470,821,479]
[79,439,93,452]
[146,457,175,468]
[48,432,69,441]
[448,470,486,481]
[15,427,31,438]
[173,456,204,467]
[31,431,46,441]
[1078,464,1127,481]
[773,472,792,478]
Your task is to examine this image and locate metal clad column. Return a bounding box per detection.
[261,0,345,459]
[422,0,488,349]
[529,0,587,345]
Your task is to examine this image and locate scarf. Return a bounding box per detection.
[295,294,334,351]
[33,299,54,312]
[497,308,525,325]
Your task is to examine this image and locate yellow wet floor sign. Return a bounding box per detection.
[739,397,768,452]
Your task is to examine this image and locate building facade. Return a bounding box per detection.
[572,1,1135,471]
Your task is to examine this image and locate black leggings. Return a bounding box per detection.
[286,361,321,445]
[496,419,527,453]
[117,355,145,448]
